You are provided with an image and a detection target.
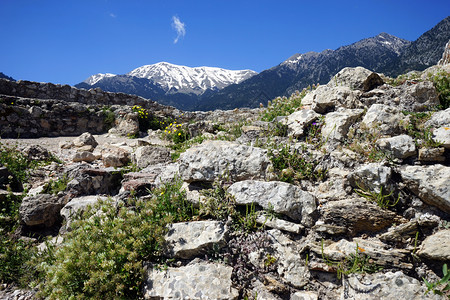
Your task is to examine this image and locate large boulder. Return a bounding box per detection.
[132,145,171,169]
[301,85,361,113]
[73,132,98,149]
[327,67,376,90]
[227,180,317,227]
[109,112,139,137]
[400,164,450,214]
[19,194,63,227]
[60,196,107,230]
[101,146,130,167]
[317,199,400,236]
[425,108,450,128]
[143,262,238,299]
[178,140,272,183]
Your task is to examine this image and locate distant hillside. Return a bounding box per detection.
[0,72,15,81]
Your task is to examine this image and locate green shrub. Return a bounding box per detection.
[132,105,170,132]
[37,179,195,299]
[268,143,326,182]
[429,71,450,109]
[41,175,69,195]
[101,106,116,130]
[0,142,32,184]
[0,234,35,285]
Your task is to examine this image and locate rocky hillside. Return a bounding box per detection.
[0,62,450,299]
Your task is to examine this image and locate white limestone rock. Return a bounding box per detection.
[178,140,272,183]
[228,180,317,227]
[143,262,238,299]
[165,221,228,259]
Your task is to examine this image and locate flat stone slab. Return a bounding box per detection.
[143,262,238,299]
[165,220,228,259]
[342,271,444,299]
[178,140,271,183]
[400,164,450,214]
[228,180,317,227]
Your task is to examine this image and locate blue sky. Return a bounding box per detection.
[0,0,449,85]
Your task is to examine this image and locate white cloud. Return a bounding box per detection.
[172,16,186,44]
[109,12,116,18]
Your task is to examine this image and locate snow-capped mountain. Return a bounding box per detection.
[83,73,116,85]
[127,62,257,95]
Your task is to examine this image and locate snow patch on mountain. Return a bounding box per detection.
[84,73,116,85]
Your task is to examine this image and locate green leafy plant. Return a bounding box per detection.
[401,111,443,148]
[101,106,116,130]
[132,105,169,132]
[264,254,277,268]
[354,184,399,209]
[423,264,450,297]
[41,174,69,195]
[346,125,389,162]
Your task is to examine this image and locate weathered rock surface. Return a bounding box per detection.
[132,145,171,169]
[165,221,228,259]
[327,67,374,91]
[178,140,272,183]
[228,180,317,226]
[265,230,310,289]
[425,107,450,128]
[343,272,444,300]
[322,108,364,143]
[281,109,320,137]
[376,134,417,159]
[19,194,63,227]
[73,132,98,148]
[318,199,401,236]
[433,126,450,149]
[72,151,97,163]
[417,229,450,261]
[347,163,394,194]
[400,165,450,213]
[143,262,238,299]
[361,104,403,135]
[101,146,130,167]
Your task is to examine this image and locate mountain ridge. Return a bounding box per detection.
[75,16,450,111]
